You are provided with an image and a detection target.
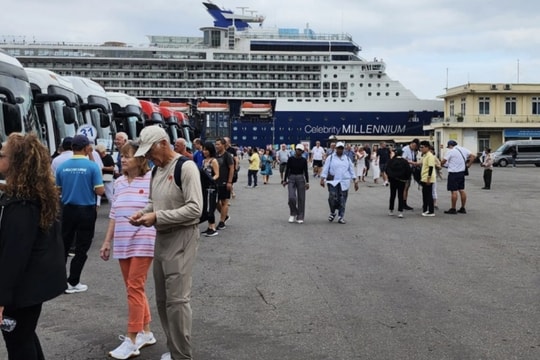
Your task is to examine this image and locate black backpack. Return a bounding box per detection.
[152,156,217,223]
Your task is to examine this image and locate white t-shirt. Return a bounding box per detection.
[311,146,325,160]
[444,146,471,173]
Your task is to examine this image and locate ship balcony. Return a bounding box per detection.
[429,114,540,126]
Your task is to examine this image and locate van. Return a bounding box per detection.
[492,140,540,167]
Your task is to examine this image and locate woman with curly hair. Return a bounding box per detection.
[0,132,66,360]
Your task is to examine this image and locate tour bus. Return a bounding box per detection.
[65,76,114,151]
[139,99,164,127]
[25,68,80,155]
[158,105,193,150]
[106,92,144,140]
[0,50,42,142]
[492,140,540,167]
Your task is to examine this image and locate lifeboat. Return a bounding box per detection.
[197,101,229,112]
[159,100,190,113]
[240,101,272,117]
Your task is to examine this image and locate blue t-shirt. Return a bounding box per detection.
[56,156,103,205]
[193,150,204,168]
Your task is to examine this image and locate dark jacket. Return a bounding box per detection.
[0,196,66,308]
[386,156,412,181]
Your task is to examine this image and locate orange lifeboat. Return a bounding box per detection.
[159,101,190,113]
[240,101,272,117]
[197,101,229,112]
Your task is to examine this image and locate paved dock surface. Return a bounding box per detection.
[1,161,539,359]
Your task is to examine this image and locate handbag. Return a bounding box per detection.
[456,148,469,176]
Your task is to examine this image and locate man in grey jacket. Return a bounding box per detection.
[130,126,202,360]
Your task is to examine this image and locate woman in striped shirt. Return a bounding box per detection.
[100,141,157,359]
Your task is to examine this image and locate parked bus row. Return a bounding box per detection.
[0,50,195,157]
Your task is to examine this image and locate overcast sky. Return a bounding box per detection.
[2,0,540,100]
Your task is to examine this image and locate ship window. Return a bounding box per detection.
[342,66,346,69]
[377,83,381,87]
[396,92,400,96]
[368,83,372,87]
[359,84,363,87]
[333,66,338,69]
[350,74,354,79]
[377,92,380,96]
[386,83,390,87]
[333,74,337,78]
[361,75,365,79]
[324,74,328,78]
[350,92,354,96]
[386,92,389,96]
[350,83,354,88]
[368,92,372,96]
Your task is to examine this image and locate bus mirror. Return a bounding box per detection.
[63,106,76,125]
[2,103,22,133]
[100,112,110,127]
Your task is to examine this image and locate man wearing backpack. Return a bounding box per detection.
[130,126,202,360]
[215,138,235,230]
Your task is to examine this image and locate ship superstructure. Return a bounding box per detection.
[2,2,443,147]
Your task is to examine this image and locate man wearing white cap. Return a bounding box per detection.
[128,126,202,360]
[320,142,359,224]
[282,144,310,223]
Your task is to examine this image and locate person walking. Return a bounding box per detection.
[282,144,310,224]
[310,141,325,178]
[56,134,104,294]
[385,148,411,218]
[0,133,66,360]
[129,126,202,360]
[355,146,367,182]
[214,138,234,230]
[276,144,290,182]
[320,142,359,224]
[200,142,220,237]
[419,141,436,216]
[247,147,260,188]
[441,140,475,214]
[481,147,493,189]
[99,141,157,359]
[260,148,273,184]
[114,132,129,178]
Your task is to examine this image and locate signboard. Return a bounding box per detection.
[77,124,98,142]
[504,129,540,138]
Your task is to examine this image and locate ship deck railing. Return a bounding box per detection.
[431,115,540,124]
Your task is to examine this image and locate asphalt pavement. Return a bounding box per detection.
[1,161,539,360]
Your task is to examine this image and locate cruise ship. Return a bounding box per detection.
[2,1,443,148]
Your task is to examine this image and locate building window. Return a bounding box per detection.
[479,97,490,115]
[460,97,466,115]
[449,100,455,117]
[532,97,540,115]
[505,97,517,115]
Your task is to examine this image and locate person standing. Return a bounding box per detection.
[441,140,475,214]
[214,138,234,230]
[354,146,367,182]
[95,144,116,203]
[401,138,419,210]
[481,147,493,189]
[99,141,157,359]
[129,126,202,360]
[377,141,391,186]
[200,142,220,237]
[260,148,274,184]
[56,135,104,294]
[276,143,290,182]
[0,133,66,360]
[419,141,436,216]
[320,142,359,224]
[192,138,204,168]
[247,147,260,188]
[310,141,325,178]
[174,138,193,160]
[282,144,310,224]
[385,148,411,218]
[114,132,129,178]
[51,136,73,174]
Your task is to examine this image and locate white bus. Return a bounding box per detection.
[0,50,42,142]
[65,76,114,151]
[106,91,144,141]
[25,68,79,155]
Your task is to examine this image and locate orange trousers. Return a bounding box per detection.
[119,257,153,333]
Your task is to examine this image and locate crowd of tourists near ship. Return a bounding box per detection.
[0,128,478,360]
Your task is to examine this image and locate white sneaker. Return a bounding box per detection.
[398,212,404,218]
[161,352,172,360]
[296,219,304,224]
[288,216,295,223]
[135,331,156,350]
[388,210,394,216]
[109,336,140,359]
[65,283,88,294]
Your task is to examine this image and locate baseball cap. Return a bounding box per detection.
[71,135,90,149]
[447,140,458,147]
[134,126,168,157]
[336,142,345,148]
[61,136,73,150]
[295,144,304,151]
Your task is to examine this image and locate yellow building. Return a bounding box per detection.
[424,83,540,157]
